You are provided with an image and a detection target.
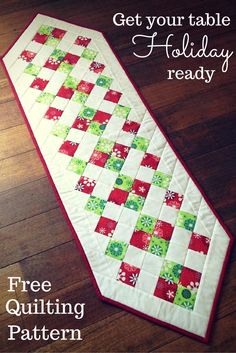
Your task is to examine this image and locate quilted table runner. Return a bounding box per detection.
[1,14,234,342]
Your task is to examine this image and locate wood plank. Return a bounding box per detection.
[0,208,71,267]
[0,178,58,228]
[0,125,34,160]
[0,150,45,193]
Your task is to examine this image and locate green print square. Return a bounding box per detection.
[38,25,53,35]
[36,92,55,105]
[57,62,74,74]
[124,193,145,212]
[81,48,98,61]
[105,240,128,261]
[79,106,97,120]
[105,156,124,172]
[72,91,88,104]
[88,121,106,136]
[113,104,131,119]
[148,236,169,257]
[24,63,41,76]
[114,174,134,192]
[136,214,156,234]
[176,211,197,232]
[96,138,115,154]
[64,76,80,89]
[159,260,183,285]
[173,285,197,310]
[152,171,172,189]
[45,36,60,47]
[51,49,67,61]
[85,196,106,216]
[96,75,113,89]
[51,122,70,139]
[131,136,149,152]
[67,158,87,175]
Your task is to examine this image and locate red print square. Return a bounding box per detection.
[89,61,105,73]
[77,80,94,94]
[189,233,210,255]
[75,176,96,194]
[122,120,140,134]
[153,220,173,241]
[131,179,150,198]
[179,267,202,291]
[30,77,49,90]
[108,188,129,206]
[89,150,109,167]
[141,153,160,169]
[93,111,111,124]
[112,143,130,159]
[44,107,63,121]
[154,277,178,302]
[63,53,80,65]
[57,86,74,99]
[72,117,90,131]
[130,229,151,250]
[95,216,117,237]
[59,141,79,156]
[33,32,48,44]
[44,57,61,70]
[164,190,183,210]
[117,262,140,287]
[104,89,122,103]
[75,36,91,47]
[51,28,66,39]
[20,50,36,62]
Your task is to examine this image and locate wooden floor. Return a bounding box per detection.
[0,0,236,351]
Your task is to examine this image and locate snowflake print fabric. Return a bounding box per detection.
[1,14,233,343]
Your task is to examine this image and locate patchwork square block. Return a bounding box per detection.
[59,140,79,156]
[89,150,109,167]
[108,188,129,206]
[104,89,122,103]
[122,120,140,134]
[105,239,128,261]
[130,229,151,251]
[125,193,145,212]
[153,220,174,241]
[95,216,117,237]
[72,117,90,131]
[141,152,160,169]
[44,107,63,121]
[176,211,197,232]
[131,179,151,198]
[75,176,96,194]
[89,61,105,73]
[154,277,178,303]
[85,195,106,215]
[152,171,172,188]
[159,260,183,285]
[67,157,87,175]
[174,285,197,310]
[117,262,140,287]
[164,190,183,210]
[114,174,134,192]
[189,232,210,255]
[136,214,156,234]
[148,236,169,257]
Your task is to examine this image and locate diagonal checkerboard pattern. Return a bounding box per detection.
[2,14,233,341]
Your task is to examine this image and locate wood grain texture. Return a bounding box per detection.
[0,0,235,352]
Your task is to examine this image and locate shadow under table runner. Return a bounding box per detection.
[1,13,234,342]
